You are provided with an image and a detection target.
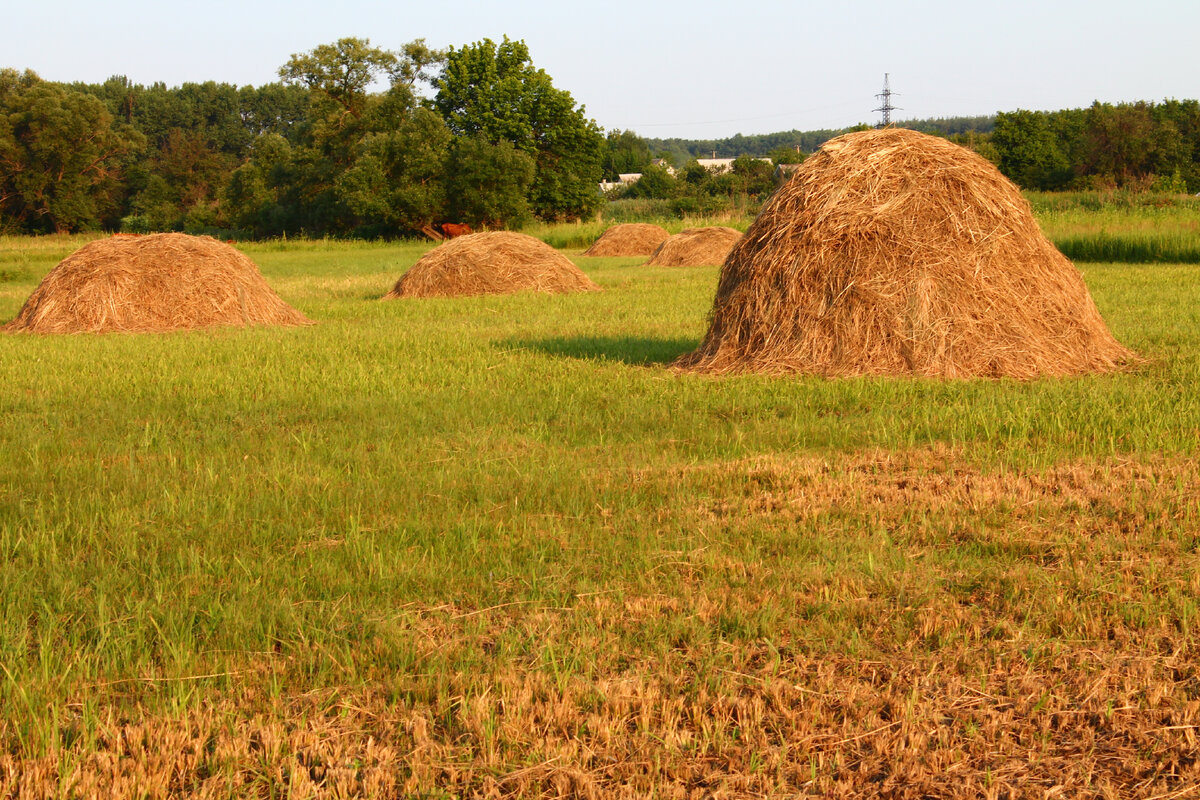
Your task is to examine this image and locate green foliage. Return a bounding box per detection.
[280,37,404,120]
[615,154,774,217]
[6,47,1200,240]
[603,130,653,180]
[443,134,535,228]
[435,37,604,221]
[337,108,451,235]
[622,163,676,200]
[1151,168,1189,194]
[221,134,296,236]
[993,110,1073,190]
[227,39,454,237]
[0,71,144,233]
[767,145,806,165]
[993,101,1200,192]
[130,127,235,231]
[726,156,775,197]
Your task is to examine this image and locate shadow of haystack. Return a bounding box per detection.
[502,335,697,366]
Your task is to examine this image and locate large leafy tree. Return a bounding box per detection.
[434,37,603,221]
[0,70,144,233]
[229,37,451,236]
[443,134,535,228]
[337,103,452,234]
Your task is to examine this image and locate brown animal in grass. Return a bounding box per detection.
[440,223,473,238]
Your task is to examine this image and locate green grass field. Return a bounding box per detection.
[2,211,1200,797]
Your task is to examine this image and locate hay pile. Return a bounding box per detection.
[582,223,670,257]
[676,128,1136,378]
[4,233,312,334]
[646,226,743,267]
[384,231,600,298]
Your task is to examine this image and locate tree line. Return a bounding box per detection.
[0,37,605,237]
[991,101,1200,192]
[2,42,1197,240]
[644,115,997,166]
[643,103,1200,196]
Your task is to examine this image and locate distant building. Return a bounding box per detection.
[650,158,677,176]
[695,157,772,174]
[696,157,737,174]
[599,172,644,193]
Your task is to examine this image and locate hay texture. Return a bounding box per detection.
[676,128,1136,378]
[384,231,600,298]
[582,223,670,257]
[5,234,312,334]
[645,226,743,267]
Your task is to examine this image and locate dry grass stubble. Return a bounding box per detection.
[3,448,1199,798]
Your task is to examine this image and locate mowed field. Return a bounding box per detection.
[1,214,1199,797]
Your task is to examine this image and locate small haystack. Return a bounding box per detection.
[676,128,1136,378]
[646,226,743,267]
[582,223,671,257]
[384,231,600,298]
[4,233,312,334]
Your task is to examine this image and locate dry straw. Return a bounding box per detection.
[646,226,743,267]
[384,231,600,298]
[676,128,1137,378]
[4,233,312,334]
[582,223,670,257]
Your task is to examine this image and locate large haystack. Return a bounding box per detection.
[646,226,743,267]
[675,128,1136,378]
[4,233,312,334]
[582,223,670,257]
[384,231,600,298]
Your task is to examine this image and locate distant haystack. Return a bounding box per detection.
[384,231,600,298]
[675,128,1136,378]
[582,223,670,257]
[4,233,312,334]
[646,227,743,267]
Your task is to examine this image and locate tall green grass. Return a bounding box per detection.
[1029,191,1200,262]
[1053,231,1200,263]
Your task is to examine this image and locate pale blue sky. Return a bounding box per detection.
[6,0,1198,138]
